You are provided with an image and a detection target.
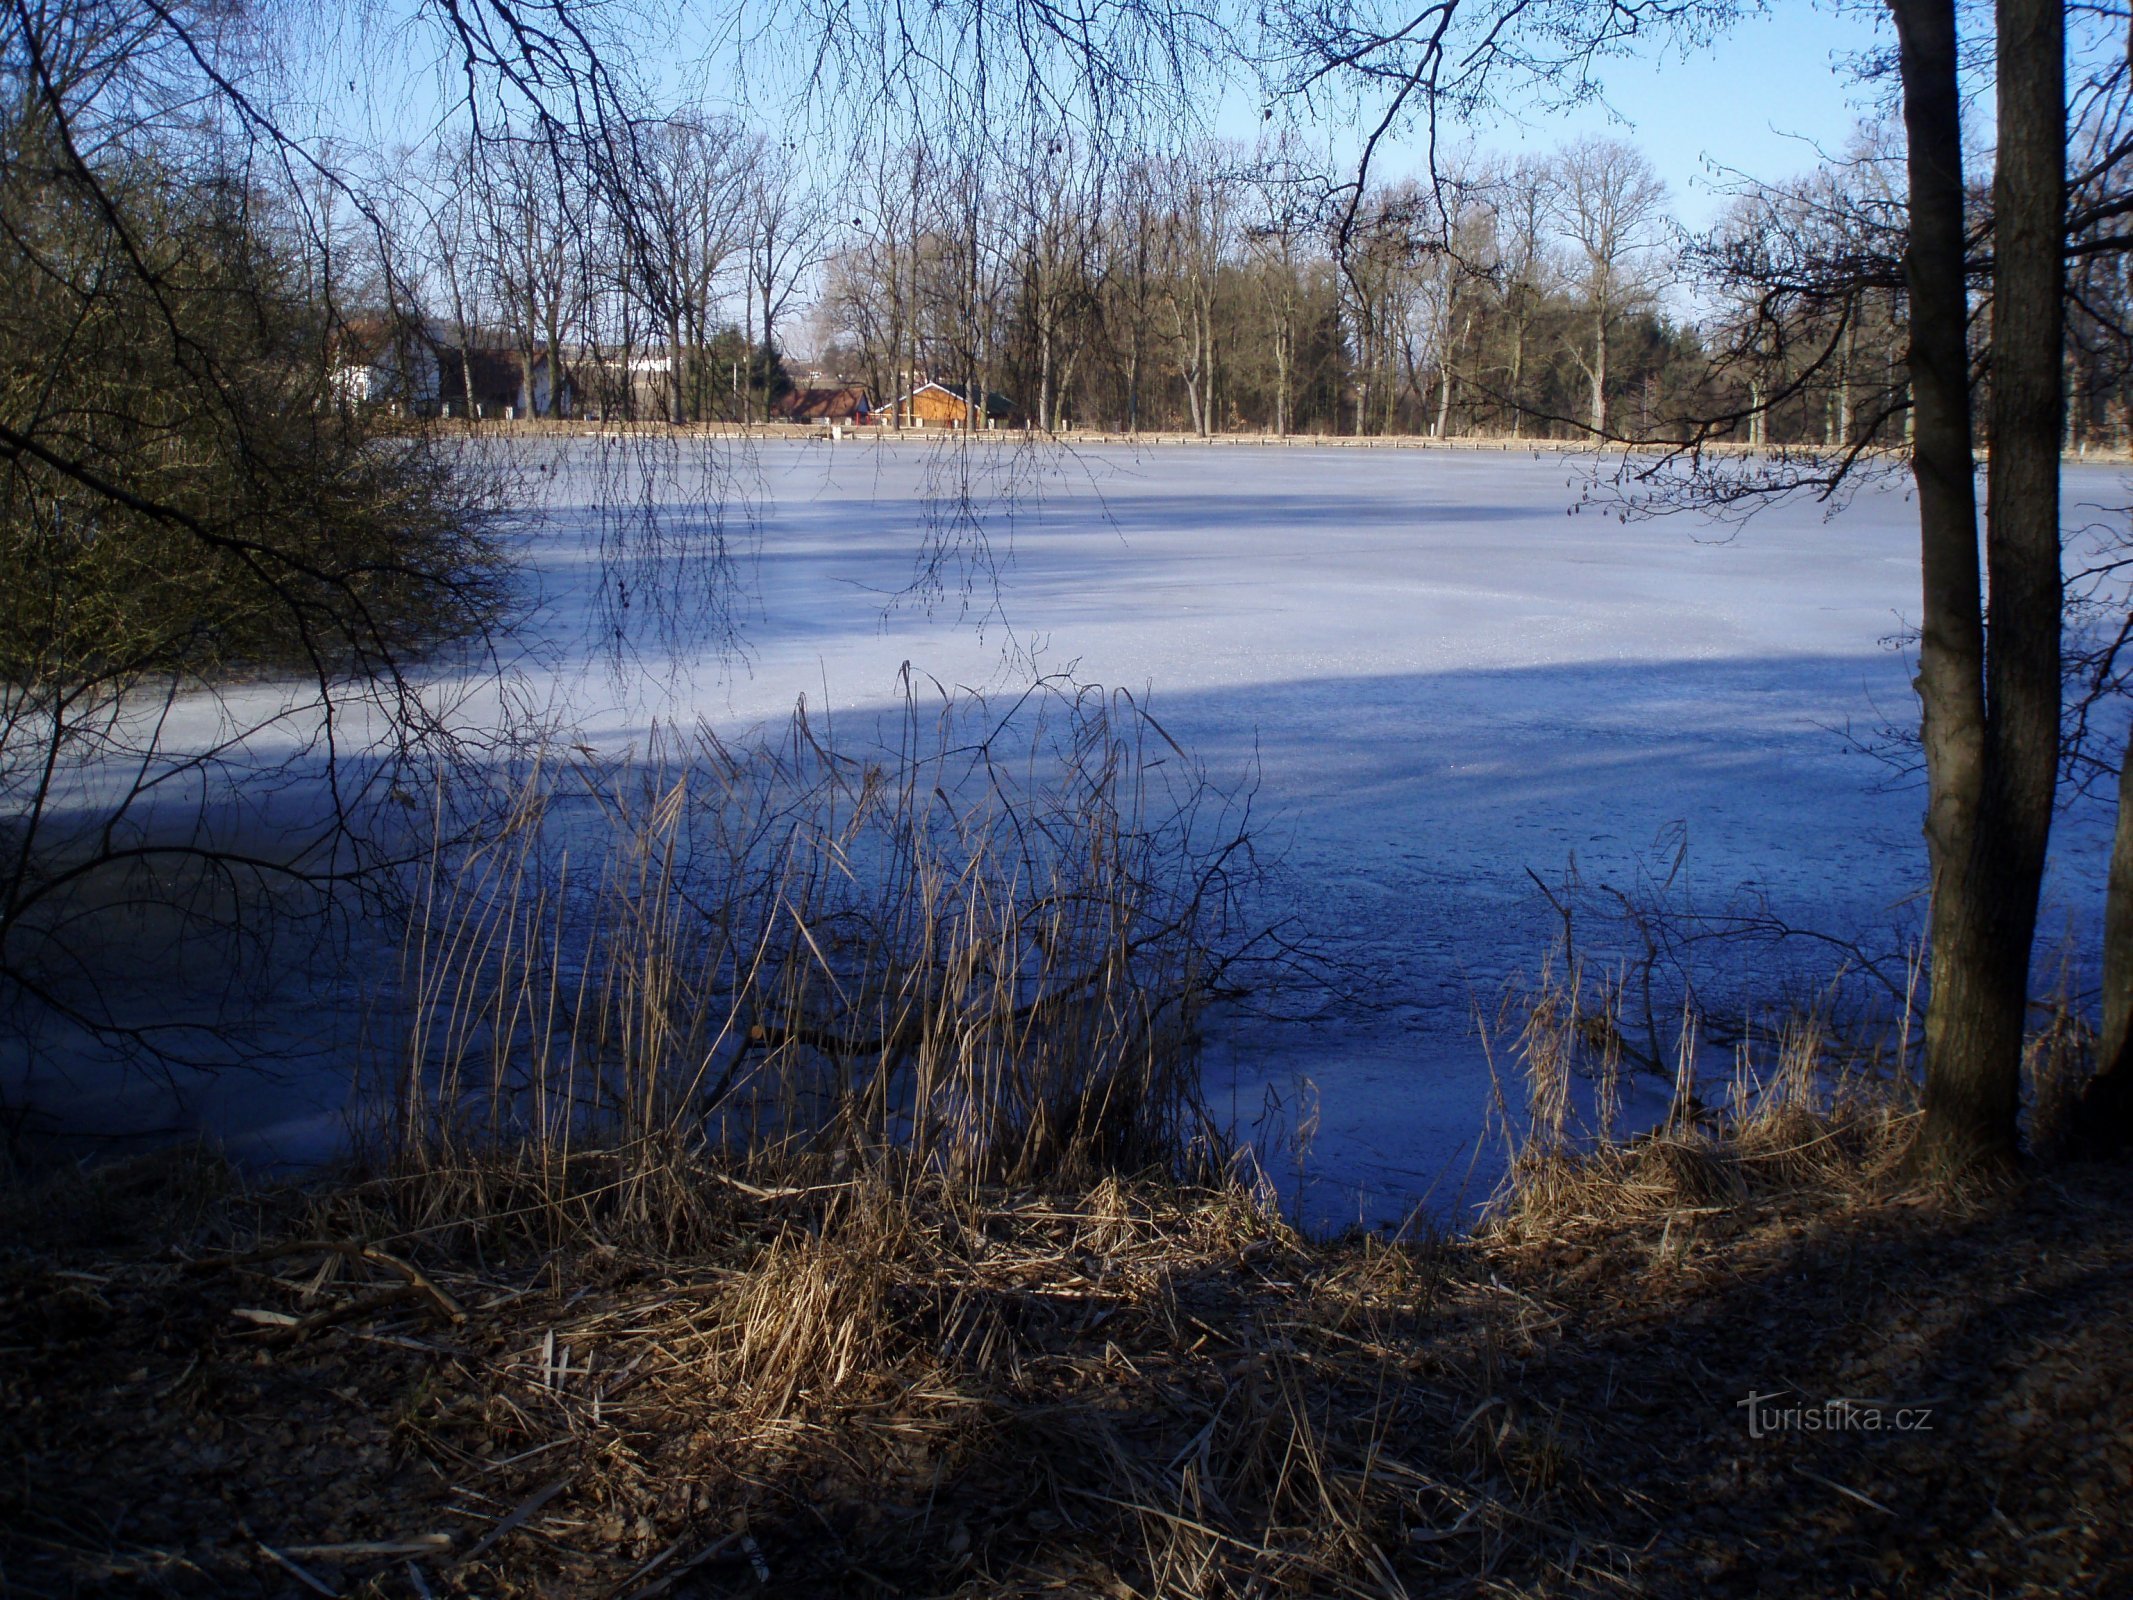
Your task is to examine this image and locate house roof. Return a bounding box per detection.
[326,315,430,366]
[773,384,874,421]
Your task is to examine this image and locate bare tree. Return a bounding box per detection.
[484,133,593,417]
[745,139,832,420]
[0,77,510,1085]
[1881,0,2063,1175]
[629,116,752,423]
[1336,180,1435,434]
[1418,158,1493,437]
[1008,132,1105,433]
[1688,128,1910,457]
[1157,147,1238,437]
[405,141,493,419]
[1498,156,1559,439]
[1101,157,1171,433]
[817,148,919,419]
[1593,1,2116,1170]
[0,0,769,1107]
[1241,138,1325,437]
[1548,136,1670,437]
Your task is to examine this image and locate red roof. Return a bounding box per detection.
[773,385,874,421]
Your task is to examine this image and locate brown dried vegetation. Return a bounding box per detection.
[8,836,2133,1597]
[9,1094,2133,1600]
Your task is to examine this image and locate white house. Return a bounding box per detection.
[328,319,442,414]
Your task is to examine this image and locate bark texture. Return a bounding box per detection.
[2077,738,2133,1151]
[1894,0,2064,1177]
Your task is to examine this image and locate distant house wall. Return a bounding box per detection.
[327,324,601,420]
[905,384,970,426]
[527,359,572,417]
[895,382,1022,428]
[436,349,574,419]
[573,356,666,420]
[328,324,441,414]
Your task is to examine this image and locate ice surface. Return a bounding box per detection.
[16,437,2125,1223]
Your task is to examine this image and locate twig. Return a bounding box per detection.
[235,1284,422,1343]
[188,1241,467,1324]
[451,1477,571,1568]
[609,1532,742,1600]
[353,1245,469,1324]
[1058,1486,1268,1555]
[256,1542,339,1596]
[283,1536,454,1560]
[1792,1464,1894,1515]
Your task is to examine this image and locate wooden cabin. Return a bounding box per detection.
[893,381,1024,429]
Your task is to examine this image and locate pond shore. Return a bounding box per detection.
[7,1147,2131,1597]
[440,417,2133,462]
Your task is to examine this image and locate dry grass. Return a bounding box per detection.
[1482,947,1927,1242]
[14,739,2133,1595]
[3,1151,1623,1598]
[10,1077,2133,1597]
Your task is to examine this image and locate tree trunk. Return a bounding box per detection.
[2078,724,2133,1151]
[545,309,567,418]
[2110,738,2133,1073]
[967,214,984,433]
[1589,296,1609,436]
[1039,309,1054,436]
[760,270,775,424]
[1895,0,1996,1176]
[667,313,687,424]
[1510,315,1526,440]
[1837,318,1856,446]
[1275,317,1290,436]
[1896,0,2064,1178]
[2066,342,2084,453]
[1203,282,1221,436]
[1056,348,1079,431]
[1980,0,2067,1034]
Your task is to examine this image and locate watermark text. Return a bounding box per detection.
[1737,1391,1934,1440]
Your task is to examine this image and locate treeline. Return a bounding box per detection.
[362,127,1717,438]
[334,112,2133,447]
[815,135,1705,440]
[339,122,821,424]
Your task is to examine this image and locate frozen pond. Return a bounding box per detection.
[15,438,2127,1223]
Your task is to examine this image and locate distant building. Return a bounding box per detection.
[568,349,673,420]
[326,319,578,419]
[435,348,573,419]
[772,384,877,423]
[327,318,440,414]
[892,381,1024,429]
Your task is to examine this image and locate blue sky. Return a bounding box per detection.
[1517,1,1893,226]
[1278,0,1896,231]
[327,0,1897,239]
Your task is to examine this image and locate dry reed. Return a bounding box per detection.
[365,671,1272,1243]
[1485,947,1925,1240]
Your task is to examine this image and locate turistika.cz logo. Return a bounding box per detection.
[1737,1392,1936,1440]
